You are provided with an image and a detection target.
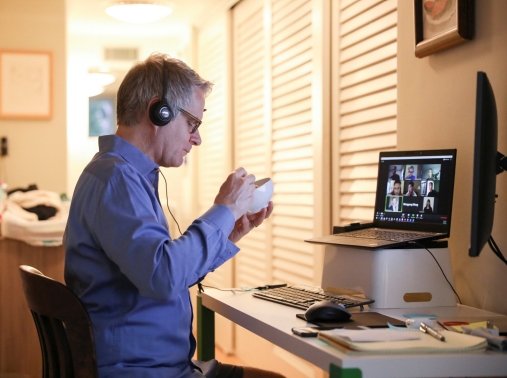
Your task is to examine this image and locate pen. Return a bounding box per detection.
[255,283,287,290]
[420,322,445,342]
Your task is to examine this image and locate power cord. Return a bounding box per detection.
[199,284,254,294]
[488,235,507,266]
[158,168,183,236]
[410,242,462,305]
[199,283,287,294]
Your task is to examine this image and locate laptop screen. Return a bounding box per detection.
[373,149,457,234]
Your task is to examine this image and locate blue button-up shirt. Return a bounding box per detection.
[64,135,239,377]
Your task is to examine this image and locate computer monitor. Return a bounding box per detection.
[469,72,506,258]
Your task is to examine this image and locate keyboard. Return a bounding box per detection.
[252,285,374,310]
[338,228,437,242]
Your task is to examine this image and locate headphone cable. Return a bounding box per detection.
[158,168,183,236]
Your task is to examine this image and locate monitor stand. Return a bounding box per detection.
[320,241,456,309]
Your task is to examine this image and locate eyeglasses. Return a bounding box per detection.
[177,107,202,134]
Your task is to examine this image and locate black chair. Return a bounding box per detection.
[18,265,98,378]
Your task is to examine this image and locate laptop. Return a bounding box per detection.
[305,149,457,249]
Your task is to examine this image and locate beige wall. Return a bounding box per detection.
[0,0,67,194]
[398,1,507,314]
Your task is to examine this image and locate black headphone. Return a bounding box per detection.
[149,61,175,126]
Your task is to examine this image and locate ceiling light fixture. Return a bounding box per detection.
[88,68,116,87]
[87,68,116,97]
[87,85,106,98]
[105,1,173,24]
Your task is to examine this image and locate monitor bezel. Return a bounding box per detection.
[469,71,498,257]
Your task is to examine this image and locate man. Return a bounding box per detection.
[64,53,282,378]
[387,196,399,212]
[404,181,418,196]
[427,181,438,197]
[405,165,416,180]
[390,166,400,180]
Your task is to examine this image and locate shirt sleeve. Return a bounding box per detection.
[93,168,239,301]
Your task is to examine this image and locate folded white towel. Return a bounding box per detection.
[8,190,62,211]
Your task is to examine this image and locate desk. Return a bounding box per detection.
[197,289,507,378]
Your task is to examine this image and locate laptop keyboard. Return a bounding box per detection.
[252,285,374,310]
[339,229,436,242]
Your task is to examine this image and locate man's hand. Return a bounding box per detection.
[228,201,274,243]
[214,167,256,221]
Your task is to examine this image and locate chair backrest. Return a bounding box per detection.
[19,265,98,378]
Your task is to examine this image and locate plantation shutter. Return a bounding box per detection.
[231,1,329,375]
[197,12,233,290]
[333,0,398,225]
[269,0,319,286]
[233,0,322,290]
[232,0,272,288]
[193,0,397,372]
[196,12,235,353]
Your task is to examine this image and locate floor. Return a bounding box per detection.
[192,339,244,366]
[214,345,244,366]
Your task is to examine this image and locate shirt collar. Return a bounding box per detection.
[98,134,158,176]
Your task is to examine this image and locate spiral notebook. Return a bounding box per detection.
[318,329,487,355]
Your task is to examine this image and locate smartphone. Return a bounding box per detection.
[291,327,321,337]
[291,326,335,337]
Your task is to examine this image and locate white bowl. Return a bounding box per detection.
[248,178,274,214]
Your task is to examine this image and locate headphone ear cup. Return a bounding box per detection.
[149,100,174,126]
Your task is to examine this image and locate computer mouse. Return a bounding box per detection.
[304,300,351,322]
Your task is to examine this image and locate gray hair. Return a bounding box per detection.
[117,52,213,126]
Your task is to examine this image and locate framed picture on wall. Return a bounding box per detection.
[89,96,116,137]
[414,0,474,58]
[0,50,52,119]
